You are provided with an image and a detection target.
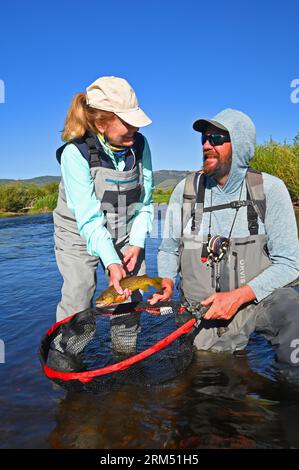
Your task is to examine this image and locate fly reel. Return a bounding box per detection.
[207,235,230,263]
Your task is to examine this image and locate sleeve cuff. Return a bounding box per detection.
[85,239,122,269]
[247,281,266,303]
[89,238,122,269]
[128,236,146,248]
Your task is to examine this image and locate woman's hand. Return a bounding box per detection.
[107,263,132,301]
[201,285,256,321]
[147,278,174,305]
[123,245,142,273]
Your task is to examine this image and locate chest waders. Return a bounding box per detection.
[53,132,146,322]
[179,169,272,306]
[54,131,145,240]
[179,171,299,361]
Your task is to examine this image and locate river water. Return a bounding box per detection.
[0,213,299,449]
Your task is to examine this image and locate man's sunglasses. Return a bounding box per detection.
[201,133,231,146]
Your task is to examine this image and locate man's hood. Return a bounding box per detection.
[206,108,256,193]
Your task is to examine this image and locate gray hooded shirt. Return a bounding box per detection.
[158,108,299,301]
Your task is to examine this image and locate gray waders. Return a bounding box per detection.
[53,134,146,324]
[180,170,299,366]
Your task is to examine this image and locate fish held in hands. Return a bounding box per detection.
[95,275,163,307]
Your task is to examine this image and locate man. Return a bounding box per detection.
[150,108,299,367]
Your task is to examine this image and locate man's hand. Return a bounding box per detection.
[107,263,132,301]
[123,246,142,273]
[201,285,256,321]
[147,278,174,305]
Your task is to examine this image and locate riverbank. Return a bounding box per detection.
[0,209,52,218]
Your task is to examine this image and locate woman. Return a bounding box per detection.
[53,76,154,321]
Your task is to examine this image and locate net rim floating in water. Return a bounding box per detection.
[39,301,197,388]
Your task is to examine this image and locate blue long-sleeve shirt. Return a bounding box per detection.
[158,173,299,302]
[60,135,154,268]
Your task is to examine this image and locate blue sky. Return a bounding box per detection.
[0,0,298,178]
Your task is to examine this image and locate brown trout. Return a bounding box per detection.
[95,275,162,307]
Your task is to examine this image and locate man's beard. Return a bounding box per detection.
[203,156,232,180]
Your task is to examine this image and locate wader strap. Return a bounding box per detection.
[182,171,201,233]
[183,172,200,201]
[247,188,259,235]
[133,133,145,162]
[85,133,102,167]
[246,169,266,223]
[192,173,205,232]
[138,160,143,186]
[124,133,144,170]
[56,143,68,164]
[203,200,252,212]
[202,192,260,235]
[124,150,135,170]
[56,137,100,167]
[196,173,205,204]
[182,169,266,235]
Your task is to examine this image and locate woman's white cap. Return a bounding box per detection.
[86,76,152,127]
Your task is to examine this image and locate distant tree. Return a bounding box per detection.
[294,131,299,147]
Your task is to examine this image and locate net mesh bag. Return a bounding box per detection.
[39,302,197,392]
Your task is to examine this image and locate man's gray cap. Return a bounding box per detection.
[193,118,229,133]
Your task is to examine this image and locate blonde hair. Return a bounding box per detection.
[62,92,115,141]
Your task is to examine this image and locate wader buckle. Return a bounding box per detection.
[230,200,249,209]
[182,301,229,336]
[182,301,209,327]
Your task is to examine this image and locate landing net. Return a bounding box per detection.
[39,301,197,392]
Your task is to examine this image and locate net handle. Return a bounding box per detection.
[94,300,183,315]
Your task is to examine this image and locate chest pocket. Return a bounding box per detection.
[219,234,271,291]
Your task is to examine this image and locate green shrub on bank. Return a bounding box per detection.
[0,184,32,212]
[42,182,59,195]
[0,182,59,213]
[251,142,299,201]
[153,187,174,204]
[29,193,58,213]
